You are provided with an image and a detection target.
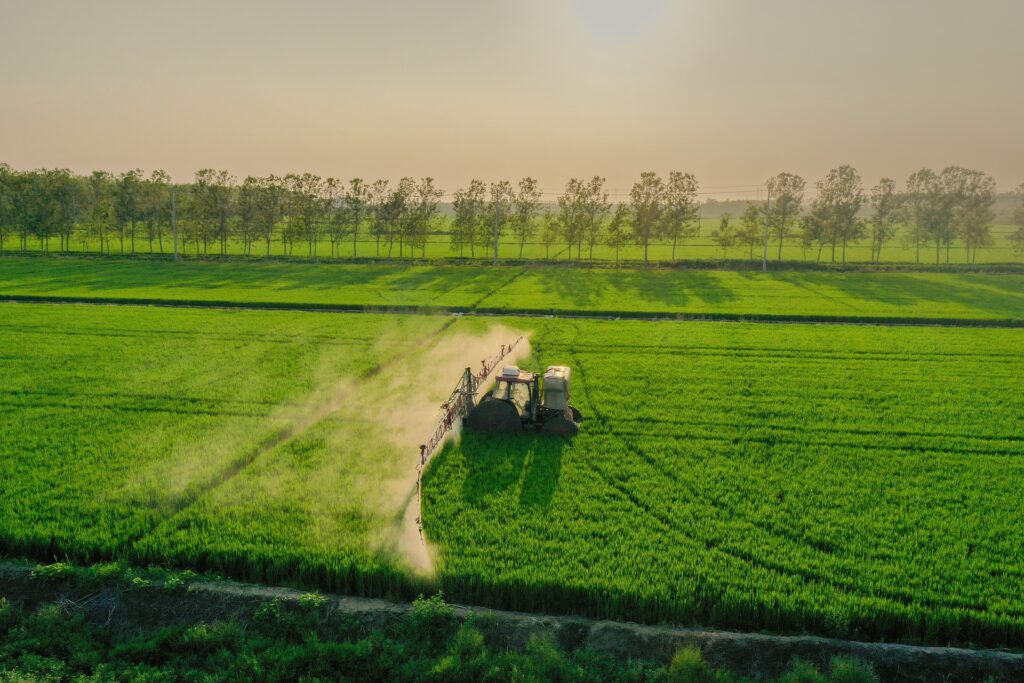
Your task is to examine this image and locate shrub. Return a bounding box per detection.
[781,658,827,683]
[666,647,714,683]
[827,657,879,683]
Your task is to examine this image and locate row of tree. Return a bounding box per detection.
[1,163,1022,263]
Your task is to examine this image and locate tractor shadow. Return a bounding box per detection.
[459,430,565,511]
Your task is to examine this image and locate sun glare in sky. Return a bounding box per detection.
[0,1,1021,191]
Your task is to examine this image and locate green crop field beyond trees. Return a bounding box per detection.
[2,256,1024,322]
[1,299,1022,649]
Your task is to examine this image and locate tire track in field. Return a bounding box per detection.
[561,335,999,615]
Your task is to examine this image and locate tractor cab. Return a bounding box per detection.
[466,365,580,436]
[489,366,539,417]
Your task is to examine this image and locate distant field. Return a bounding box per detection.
[2,256,1023,322]
[1,302,1022,648]
[8,218,1023,264]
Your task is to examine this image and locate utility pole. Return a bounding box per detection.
[171,184,179,262]
[761,184,772,272]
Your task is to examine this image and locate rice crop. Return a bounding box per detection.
[2,301,1022,648]
[1,256,1022,322]
[423,318,1024,647]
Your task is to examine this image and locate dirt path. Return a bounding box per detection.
[1,563,1020,682]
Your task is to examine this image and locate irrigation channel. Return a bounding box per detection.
[2,294,1022,327]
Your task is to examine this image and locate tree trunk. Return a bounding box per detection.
[777,218,785,260]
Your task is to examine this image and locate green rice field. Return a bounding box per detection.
[2,256,1023,322]
[1,296,1022,648]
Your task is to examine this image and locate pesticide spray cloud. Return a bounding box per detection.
[132,317,531,577]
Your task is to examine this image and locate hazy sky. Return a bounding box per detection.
[2,0,1022,197]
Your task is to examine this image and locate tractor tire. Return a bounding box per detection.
[570,406,583,423]
[541,414,579,437]
[465,398,522,433]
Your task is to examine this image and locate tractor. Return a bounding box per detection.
[465,365,581,436]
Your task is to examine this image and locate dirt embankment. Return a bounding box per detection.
[2,564,1020,682]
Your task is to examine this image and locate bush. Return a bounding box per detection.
[0,597,19,635]
[408,592,459,650]
[781,658,827,683]
[828,657,879,683]
[298,592,327,609]
[429,623,487,682]
[523,632,581,682]
[666,647,715,683]
[30,562,75,582]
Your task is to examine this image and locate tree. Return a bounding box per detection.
[540,210,560,258]
[13,170,64,251]
[254,176,285,257]
[0,164,12,252]
[711,212,735,258]
[142,170,171,254]
[579,176,609,262]
[629,172,665,262]
[556,178,586,259]
[114,169,144,253]
[407,177,442,258]
[605,204,629,265]
[947,167,996,263]
[661,171,699,261]
[1011,184,1024,256]
[284,173,329,257]
[815,165,864,263]
[905,168,957,265]
[85,171,115,253]
[236,176,263,256]
[512,177,542,258]
[48,169,87,253]
[868,178,899,263]
[487,180,515,263]
[737,203,763,259]
[368,180,390,257]
[450,180,485,258]
[799,203,831,261]
[191,169,235,254]
[343,178,368,257]
[766,172,805,260]
[386,177,413,257]
[321,177,341,257]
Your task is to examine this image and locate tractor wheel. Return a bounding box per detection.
[570,406,582,423]
[465,398,522,433]
[541,415,579,437]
